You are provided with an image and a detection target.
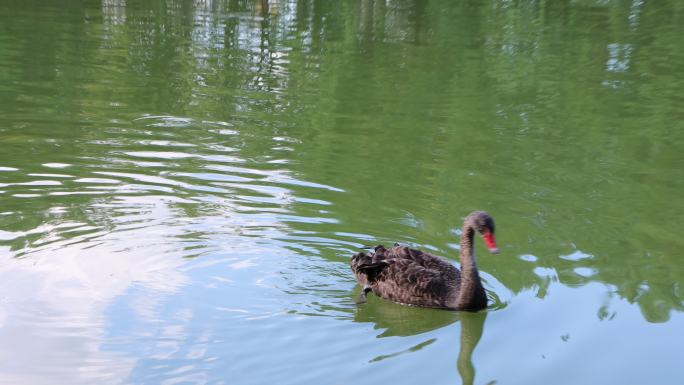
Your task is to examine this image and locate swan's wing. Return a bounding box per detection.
[351,250,394,288]
[355,260,391,280]
[384,246,460,277]
[384,245,438,263]
[371,258,455,307]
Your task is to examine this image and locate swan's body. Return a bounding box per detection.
[350,211,498,311]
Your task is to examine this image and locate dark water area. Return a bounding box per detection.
[1,1,683,384]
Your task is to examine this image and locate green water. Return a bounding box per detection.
[1,1,683,384]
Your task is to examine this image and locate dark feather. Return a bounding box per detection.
[351,245,461,309]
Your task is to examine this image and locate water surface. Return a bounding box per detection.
[1,1,683,384]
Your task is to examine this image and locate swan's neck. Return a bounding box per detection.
[452,225,486,310]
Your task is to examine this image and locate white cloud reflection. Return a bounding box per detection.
[0,197,190,385]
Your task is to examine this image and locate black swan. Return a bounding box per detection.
[350,211,498,311]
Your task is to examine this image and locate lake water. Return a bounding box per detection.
[1,1,683,384]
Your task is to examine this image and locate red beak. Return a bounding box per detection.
[483,231,499,254]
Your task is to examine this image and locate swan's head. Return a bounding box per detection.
[466,211,498,254]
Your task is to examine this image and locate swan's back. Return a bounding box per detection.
[351,245,461,308]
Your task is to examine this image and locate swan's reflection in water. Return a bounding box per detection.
[353,296,488,385]
[353,296,460,337]
[457,311,487,385]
